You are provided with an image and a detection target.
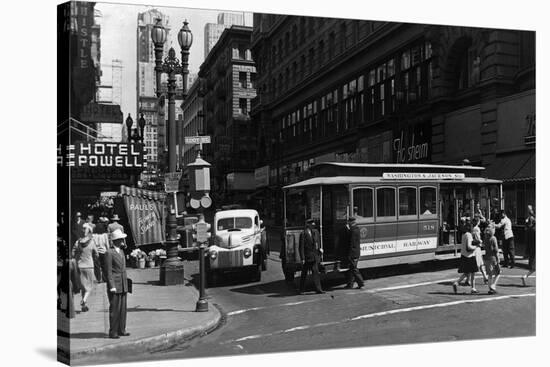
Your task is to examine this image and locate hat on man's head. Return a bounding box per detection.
[111,214,120,221]
[110,229,127,241]
[76,212,82,217]
[305,218,316,225]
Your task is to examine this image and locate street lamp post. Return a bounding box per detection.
[125,114,133,143]
[151,18,194,285]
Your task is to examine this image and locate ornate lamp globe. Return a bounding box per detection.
[151,18,167,45]
[178,20,193,49]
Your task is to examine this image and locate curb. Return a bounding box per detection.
[67,290,222,362]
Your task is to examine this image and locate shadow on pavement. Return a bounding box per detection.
[67,332,108,339]
[35,348,57,361]
[127,307,194,313]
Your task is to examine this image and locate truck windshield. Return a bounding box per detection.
[217,217,252,231]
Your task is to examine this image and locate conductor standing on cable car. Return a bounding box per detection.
[298,219,325,294]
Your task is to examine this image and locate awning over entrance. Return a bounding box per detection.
[120,185,166,247]
[485,152,535,183]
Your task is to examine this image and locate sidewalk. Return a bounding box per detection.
[58,267,221,364]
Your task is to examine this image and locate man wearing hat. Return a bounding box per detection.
[72,212,86,242]
[298,219,324,294]
[104,229,130,339]
[345,217,365,289]
[108,214,125,234]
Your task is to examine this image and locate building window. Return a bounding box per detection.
[300,17,306,43]
[250,73,257,89]
[328,32,335,60]
[285,32,290,57]
[340,22,347,53]
[308,48,315,74]
[238,44,247,60]
[318,40,325,66]
[239,98,248,115]
[278,39,283,61]
[239,72,247,88]
[292,24,298,49]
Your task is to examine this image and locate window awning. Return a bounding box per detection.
[484,152,535,183]
[120,185,166,247]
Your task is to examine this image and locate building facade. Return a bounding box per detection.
[180,78,205,168]
[136,9,171,169]
[199,25,257,205]
[250,15,535,229]
[204,12,252,59]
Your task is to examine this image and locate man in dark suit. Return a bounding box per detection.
[104,229,130,339]
[299,219,324,294]
[71,212,85,241]
[345,217,365,289]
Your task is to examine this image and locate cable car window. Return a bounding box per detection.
[399,187,417,217]
[353,188,374,219]
[376,187,396,218]
[420,187,437,216]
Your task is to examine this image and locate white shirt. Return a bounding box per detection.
[496,216,514,240]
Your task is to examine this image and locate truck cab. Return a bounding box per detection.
[206,209,268,285]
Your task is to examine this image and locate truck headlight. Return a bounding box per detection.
[243,248,252,258]
[209,250,217,260]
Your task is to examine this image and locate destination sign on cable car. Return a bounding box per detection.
[383,172,465,180]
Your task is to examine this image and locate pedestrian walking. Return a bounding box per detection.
[298,219,324,294]
[471,218,488,284]
[108,214,125,234]
[104,229,130,339]
[452,221,480,294]
[483,224,501,294]
[344,217,365,289]
[495,210,515,268]
[71,211,85,241]
[522,205,536,286]
[74,228,99,312]
[83,213,96,234]
[93,216,110,282]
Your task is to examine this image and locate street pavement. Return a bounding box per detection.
[58,231,535,365]
[125,249,535,363]
[57,267,221,365]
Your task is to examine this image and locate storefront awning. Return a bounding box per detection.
[120,185,166,247]
[485,152,535,183]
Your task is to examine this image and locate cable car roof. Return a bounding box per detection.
[313,162,486,171]
[283,176,502,189]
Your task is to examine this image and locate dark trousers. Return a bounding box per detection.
[107,291,127,336]
[502,237,516,267]
[96,253,106,282]
[346,257,364,287]
[299,260,322,292]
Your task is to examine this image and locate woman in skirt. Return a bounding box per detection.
[483,224,501,294]
[471,217,488,284]
[452,221,480,294]
[522,205,536,286]
[75,229,98,312]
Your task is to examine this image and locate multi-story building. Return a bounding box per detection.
[180,78,205,168]
[204,12,251,59]
[251,15,535,232]
[136,9,171,169]
[199,25,257,205]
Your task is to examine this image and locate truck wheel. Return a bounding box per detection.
[253,265,262,282]
[206,269,216,288]
[282,260,294,282]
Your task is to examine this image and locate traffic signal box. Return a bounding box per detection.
[192,217,211,246]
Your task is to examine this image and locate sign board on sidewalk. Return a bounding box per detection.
[195,222,208,243]
[185,136,211,145]
[164,171,182,192]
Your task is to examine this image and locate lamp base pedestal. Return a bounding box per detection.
[159,239,184,286]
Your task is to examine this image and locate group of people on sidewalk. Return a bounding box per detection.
[452,206,536,295]
[58,212,131,339]
[298,216,364,294]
